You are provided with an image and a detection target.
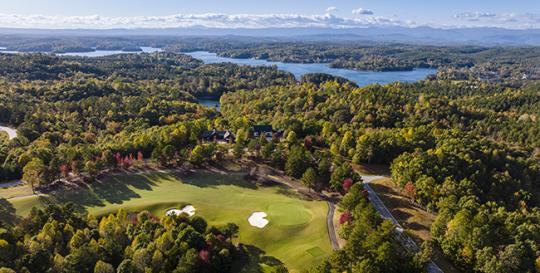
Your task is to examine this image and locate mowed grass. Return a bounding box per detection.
[4,170,331,272]
[0,183,33,199]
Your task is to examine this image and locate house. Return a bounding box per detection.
[202,129,235,143]
[252,125,284,141]
[253,125,273,139]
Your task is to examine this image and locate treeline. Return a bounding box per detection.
[0,53,294,96]
[220,79,540,272]
[0,203,285,273]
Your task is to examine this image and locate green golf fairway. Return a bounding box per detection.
[4,170,331,272]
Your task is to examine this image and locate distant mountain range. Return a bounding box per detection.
[0,26,539,46]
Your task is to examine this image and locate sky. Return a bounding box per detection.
[0,0,539,29]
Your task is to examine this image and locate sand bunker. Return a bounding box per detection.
[166,205,196,217]
[248,212,269,228]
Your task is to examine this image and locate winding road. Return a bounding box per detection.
[0,125,17,140]
[361,175,444,273]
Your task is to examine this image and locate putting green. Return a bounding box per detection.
[2,170,331,272]
[267,203,312,226]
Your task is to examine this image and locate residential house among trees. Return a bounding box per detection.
[202,129,235,143]
[252,125,283,141]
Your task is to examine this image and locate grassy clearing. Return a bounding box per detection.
[0,183,33,199]
[369,178,434,240]
[2,170,331,272]
[369,177,460,273]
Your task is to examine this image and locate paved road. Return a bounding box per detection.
[0,125,17,140]
[326,201,340,250]
[361,175,444,273]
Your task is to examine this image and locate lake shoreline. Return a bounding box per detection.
[184,51,437,86]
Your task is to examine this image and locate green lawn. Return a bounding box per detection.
[3,170,331,272]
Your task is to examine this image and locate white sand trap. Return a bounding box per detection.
[166,205,196,217]
[248,212,269,228]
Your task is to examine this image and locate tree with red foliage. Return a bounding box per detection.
[137,151,143,161]
[339,211,353,225]
[59,164,70,178]
[199,249,210,263]
[404,181,416,200]
[304,136,313,149]
[342,178,354,193]
[362,189,369,199]
[122,156,132,168]
[114,152,122,167]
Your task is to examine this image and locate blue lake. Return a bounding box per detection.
[198,99,221,111]
[57,47,162,57]
[0,47,162,57]
[185,51,437,86]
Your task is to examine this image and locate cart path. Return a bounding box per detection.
[326,201,340,250]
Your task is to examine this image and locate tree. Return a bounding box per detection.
[286,131,297,144]
[404,181,416,200]
[247,138,261,157]
[189,145,206,165]
[222,223,239,242]
[151,147,165,166]
[59,164,70,178]
[301,168,317,191]
[261,142,275,160]
[330,163,358,192]
[84,160,98,179]
[285,146,310,178]
[93,260,114,273]
[117,259,136,273]
[23,158,47,193]
[137,151,143,161]
[342,178,354,193]
[233,142,244,159]
[235,128,248,145]
[175,249,199,273]
[317,158,331,187]
[162,145,176,165]
[339,211,353,225]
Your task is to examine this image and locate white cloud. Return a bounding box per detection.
[325,6,337,14]
[352,8,374,16]
[0,12,413,29]
[0,11,537,30]
[454,12,540,28]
